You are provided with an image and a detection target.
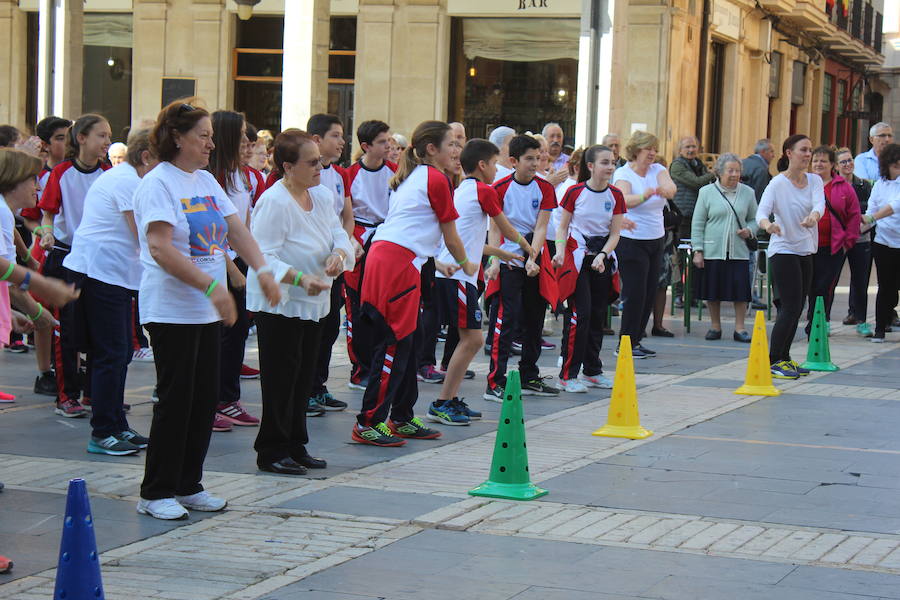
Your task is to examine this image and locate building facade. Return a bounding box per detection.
[0,0,890,159]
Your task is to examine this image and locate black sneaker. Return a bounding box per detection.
[511,341,523,355]
[635,344,656,356]
[117,429,150,449]
[522,377,559,396]
[5,340,27,353]
[311,392,348,411]
[483,384,504,403]
[871,330,886,343]
[33,371,57,396]
[388,417,442,439]
[616,344,652,359]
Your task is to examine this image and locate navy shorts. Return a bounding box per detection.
[436,278,482,330]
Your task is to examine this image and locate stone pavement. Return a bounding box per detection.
[2,279,900,599]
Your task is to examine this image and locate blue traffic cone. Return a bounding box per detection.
[54,478,104,599]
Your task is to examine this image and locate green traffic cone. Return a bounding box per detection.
[801,296,839,372]
[469,370,548,501]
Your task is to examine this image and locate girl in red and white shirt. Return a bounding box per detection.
[352,121,476,447]
[37,113,112,417]
[552,144,627,392]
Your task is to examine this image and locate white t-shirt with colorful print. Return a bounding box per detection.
[134,161,236,325]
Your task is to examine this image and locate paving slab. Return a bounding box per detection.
[275,486,457,520]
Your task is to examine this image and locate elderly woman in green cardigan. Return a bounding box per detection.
[691,153,759,342]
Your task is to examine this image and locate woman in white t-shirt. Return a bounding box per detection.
[756,134,824,379]
[248,129,353,475]
[206,110,258,431]
[133,100,281,521]
[64,130,158,456]
[612,131,677,358]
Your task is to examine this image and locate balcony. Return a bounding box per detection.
[790,0,830,32]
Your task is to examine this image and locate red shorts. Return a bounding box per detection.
[360,241,420,341]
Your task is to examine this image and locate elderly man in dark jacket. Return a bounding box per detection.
[741,139,774,309]
[670,136,715,306]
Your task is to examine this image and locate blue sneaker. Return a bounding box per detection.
[307,397,326,417]
[451,397,481,420]
[787,360,811,376]
[426,400,469,426]
[770,361,800,380]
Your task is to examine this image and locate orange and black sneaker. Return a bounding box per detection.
[352,422,406,447]
[0,555,12,574]
[388,417,442,440]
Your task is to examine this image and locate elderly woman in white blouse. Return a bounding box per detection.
[248,129,354,476]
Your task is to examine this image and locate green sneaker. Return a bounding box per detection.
[388,417,442,439]
[856,322,874,338]
[351,422,406,447]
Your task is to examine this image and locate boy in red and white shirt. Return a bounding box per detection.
[428,139,533,426]
[484,135,558,401]
[343,120,397,389]
[307,113,355,412]
[351,121,476,448]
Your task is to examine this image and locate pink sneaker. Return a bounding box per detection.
[216,401,259,426]
[212,413,233,432]
[0,391,15,403]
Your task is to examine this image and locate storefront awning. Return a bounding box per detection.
[463,18,579,62]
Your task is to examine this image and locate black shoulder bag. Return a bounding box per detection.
[714,185,758,252]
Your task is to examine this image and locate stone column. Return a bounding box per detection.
[36,0,83,120]
[281,0,330,130]
[0,0,27,126]
[354,0,395,125]
[132,0,168,123]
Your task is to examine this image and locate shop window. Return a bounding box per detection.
[82,13,133,142]
[448,18,578,142]
[821,73,834,144]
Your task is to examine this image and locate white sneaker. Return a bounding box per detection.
[174,490,227,512]
[132,347,154,362]
[581,373,613,389]
[557,378,588,393]
[557,355,563,368]
[137,498,188,520]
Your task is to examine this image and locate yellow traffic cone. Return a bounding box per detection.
[734,310,781,396]
[592,335,652,439]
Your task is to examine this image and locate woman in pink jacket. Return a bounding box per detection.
[805,146,861,336]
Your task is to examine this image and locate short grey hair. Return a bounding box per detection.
[488,126,515,148]
[713,152,742,177]
[869,122,892,137]
[677,136,698,150]
[753,138,772,154]
[602,133,620,144]
[541,122,562,137]
[391,133,408,148]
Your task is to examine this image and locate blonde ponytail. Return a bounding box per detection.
[390,145,420,191]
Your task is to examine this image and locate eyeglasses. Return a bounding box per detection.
[293,158,322,168]
[838,159,853,165]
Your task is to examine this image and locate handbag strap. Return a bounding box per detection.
[713,184,745,230]
[824,196,847,229]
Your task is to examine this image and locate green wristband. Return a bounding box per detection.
[28,303,43,321]
[292,270,303,286]
[456,257,468,266]
[555,239,565,245]
[205,279,219,297]
[0,262,14,281]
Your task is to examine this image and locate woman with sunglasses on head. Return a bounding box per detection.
[133,100,280,520]
[804,146,860,338]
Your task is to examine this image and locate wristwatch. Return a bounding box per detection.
[18,271,31,291]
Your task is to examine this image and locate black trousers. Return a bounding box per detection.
[43,246,84,402]
[357,305,417,427]
[416,258,439,369]
[344,282,372,383]
[219,258,249,407]
[254,312,322,464]
[872,242,900,333]
[141,322,221,500]
[769,254,813,363]
[312,275,344,396]
[616,236,665,343]
[82,278,132,438]
[845,242,872,322]
[560,256,612,380]
[486,264,545,389]
[806,246,845,333]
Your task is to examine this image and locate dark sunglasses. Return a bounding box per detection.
[178,103,196,115]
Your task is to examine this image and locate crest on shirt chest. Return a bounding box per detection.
[532,199,539,209]
[604,200,612,211]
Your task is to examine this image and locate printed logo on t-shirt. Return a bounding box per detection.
[604,200,612,211]
[532,199,539,209]
[181,195,229,258]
